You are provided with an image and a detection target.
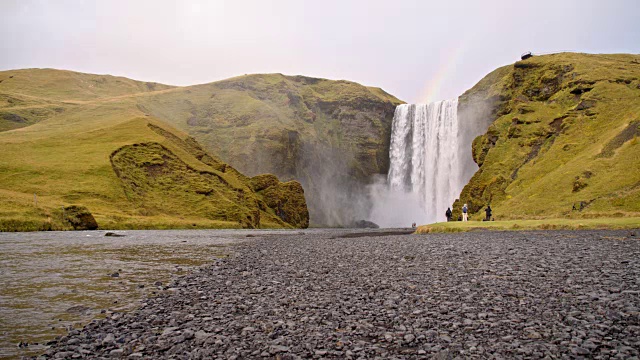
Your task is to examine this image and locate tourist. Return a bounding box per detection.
[445,207,452,222]
[462,204,468,221]
[485,204,492,221]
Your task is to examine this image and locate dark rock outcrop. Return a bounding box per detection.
[105,232,125,237]
[110,131,309,229]
[63,205,98,230]
[250,174,309,228]
[1,113,26,123]
[352,220,380,229]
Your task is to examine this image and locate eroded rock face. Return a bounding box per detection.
[261,181,309,229]
[63,205,98,230]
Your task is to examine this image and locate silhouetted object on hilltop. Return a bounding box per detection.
[521,51,533,60]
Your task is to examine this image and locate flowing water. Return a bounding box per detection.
[376,100,479,225]
[0,229,284,359]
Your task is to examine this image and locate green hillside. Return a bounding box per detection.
[5,53,634,230]
[453,53,640,220]
[0,69,308,231]
[136,74,403,226]
[0,68,176,131]
[1,70,402,227]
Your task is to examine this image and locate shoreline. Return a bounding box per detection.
[32,228,640,359]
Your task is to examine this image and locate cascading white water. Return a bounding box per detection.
[370,99,477,226]
[387,99,462,222]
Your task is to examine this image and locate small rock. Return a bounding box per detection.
[271,345,290,353]
[404,334,416,343]
[161,327,179,336]
[105,232,125,237]
[572,346,591,355]
[110,348,124,357]
[527,331,542,339]
[195,330,211,340]
[102,333,115,346]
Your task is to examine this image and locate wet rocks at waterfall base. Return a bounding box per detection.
[351,220,380,229]
[37,229,640,359]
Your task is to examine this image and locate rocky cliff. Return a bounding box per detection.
[453,53,640,220]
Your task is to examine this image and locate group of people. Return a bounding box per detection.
[445,204,492,222]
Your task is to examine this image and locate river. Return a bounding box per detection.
[0,229,299,359]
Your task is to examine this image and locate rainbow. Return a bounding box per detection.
[416,40,467,103]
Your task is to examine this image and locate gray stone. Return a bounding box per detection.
[38,229,640,359]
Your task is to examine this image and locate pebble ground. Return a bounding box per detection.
[38,229,640,359]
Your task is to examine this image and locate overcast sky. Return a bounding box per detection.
[1,0,639,103]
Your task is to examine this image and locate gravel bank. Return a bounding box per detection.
[37,229,640,359]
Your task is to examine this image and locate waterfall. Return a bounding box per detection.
[371,99,478,226]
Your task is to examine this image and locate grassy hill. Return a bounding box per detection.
[6,54,634,230]
[0,69,308,231]
[1,70,402,227]
[0,68,176,131]
[136,74,403,226]
[453,53,640,220]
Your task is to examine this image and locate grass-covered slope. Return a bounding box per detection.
[0,68,175,131]
[137,74,403,226]
[1,70,402,226]
[0,72,307,231]
[453,53,640,220]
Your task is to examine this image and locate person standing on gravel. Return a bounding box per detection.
[462,204,468,221]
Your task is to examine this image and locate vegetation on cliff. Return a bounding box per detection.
[0,69,308,231]
[136,73,403,226]
[0,69,401,227]
[453,53,640,220]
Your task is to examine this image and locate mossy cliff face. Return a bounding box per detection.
[453,53,640,220]
[139,74,403,226]
[110,126,308,229]
[63,205,99,230]
[250,174,309,228]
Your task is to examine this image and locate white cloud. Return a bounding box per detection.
[1,0,638,102]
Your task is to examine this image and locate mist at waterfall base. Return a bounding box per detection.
[368,99,484,228]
